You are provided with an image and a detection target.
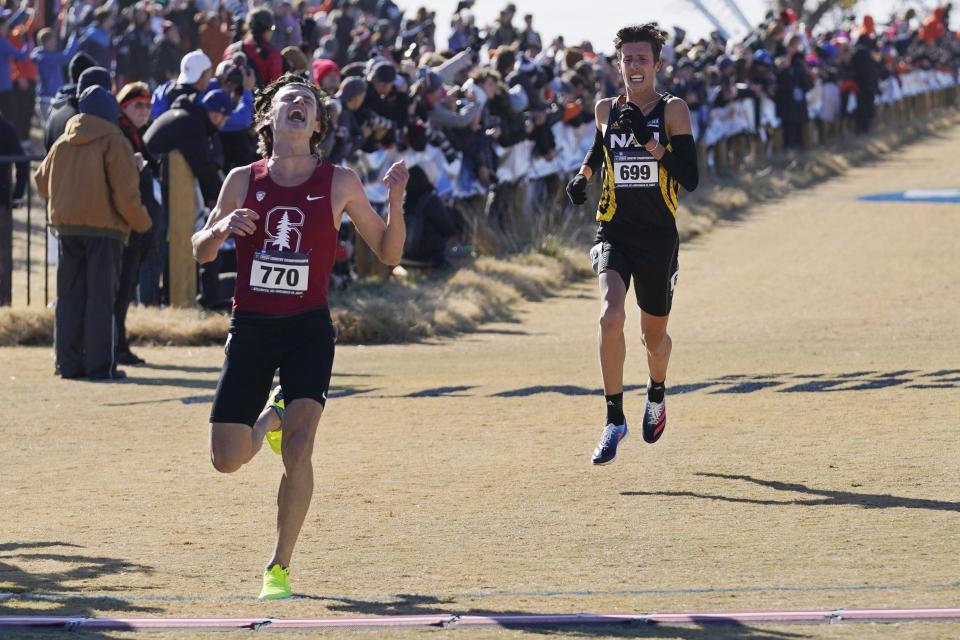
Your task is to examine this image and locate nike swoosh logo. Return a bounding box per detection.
[306,195,325,201]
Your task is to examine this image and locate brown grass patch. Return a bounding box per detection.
[330,246,590,344]
[0,308,54,346]
[0,246,591,347]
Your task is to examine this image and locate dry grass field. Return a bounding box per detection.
[1,125,959,639]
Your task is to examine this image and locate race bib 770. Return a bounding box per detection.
[250,250,309,295]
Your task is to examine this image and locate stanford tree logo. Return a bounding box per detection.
[263,206,305,252]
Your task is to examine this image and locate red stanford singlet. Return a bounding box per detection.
[233,158,338,315]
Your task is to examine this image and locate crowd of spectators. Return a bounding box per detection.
[0,0,957,374]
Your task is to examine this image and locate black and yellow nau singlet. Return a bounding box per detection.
[596,94,680,246]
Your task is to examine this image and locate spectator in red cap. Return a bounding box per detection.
[312,57,341,92]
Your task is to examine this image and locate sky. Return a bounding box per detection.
[391,0,919,54]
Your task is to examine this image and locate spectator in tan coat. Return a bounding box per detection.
[34,86,152,381]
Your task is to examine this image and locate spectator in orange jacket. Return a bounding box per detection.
[34,86,152,381]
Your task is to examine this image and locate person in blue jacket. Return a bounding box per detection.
[31,28,81,123]
[0,7,30,123]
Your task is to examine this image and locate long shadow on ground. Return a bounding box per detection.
[294,593,807,638]
[623,473,960,512]
[131,362,222,375]
[0,541,158,637]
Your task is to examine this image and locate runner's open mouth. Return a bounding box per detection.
[288,108,306,123]
[629,74,645,83]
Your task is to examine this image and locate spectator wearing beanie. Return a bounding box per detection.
[115,82,164,358]
[151,50,213,120]
[45,65,111,151]
[145,88,231,211]
[43,51,96,150]
[312,57,341,92]
[34,86,152,381]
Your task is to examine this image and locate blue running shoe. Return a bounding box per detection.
[592,421,628,465]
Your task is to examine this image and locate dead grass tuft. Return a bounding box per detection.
[331,247,588,343]
[0,247,588,347]
[0,308,54,346]
[126,307,230,346]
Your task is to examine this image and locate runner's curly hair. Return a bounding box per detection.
[614,23,668,61]
[254,73,330,158]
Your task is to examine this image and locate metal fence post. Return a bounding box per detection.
[0,202,9,306]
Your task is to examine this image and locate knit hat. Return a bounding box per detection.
[77,67,111,98]
[178,50,212,85]
[69,52,98,84]
[79,86,119,123]
[312,58,340,85]
[336,76,367,103]
[200,89,233,115]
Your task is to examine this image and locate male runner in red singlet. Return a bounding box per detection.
[192,74,408,599]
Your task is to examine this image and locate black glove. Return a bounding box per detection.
[566,173,588,206]
[618,101,653,146]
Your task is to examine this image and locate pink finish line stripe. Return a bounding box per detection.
[3,608,960,630]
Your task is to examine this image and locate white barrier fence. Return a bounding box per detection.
[357,69,957,205]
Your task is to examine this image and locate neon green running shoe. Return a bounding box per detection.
[258,564,292,600]
[265,385,284,455]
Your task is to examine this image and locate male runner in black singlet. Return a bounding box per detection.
[192,74,408,598]
[566,24,700,465]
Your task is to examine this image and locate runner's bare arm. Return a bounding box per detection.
[337,161,409,266]
[192,166,258,264]
[664,97,694,138]
[645,98,699,192]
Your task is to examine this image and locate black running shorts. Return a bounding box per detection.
[590,239,679,317]
[210,308,336,427]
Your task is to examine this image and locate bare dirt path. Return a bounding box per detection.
[1,126,959,639]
